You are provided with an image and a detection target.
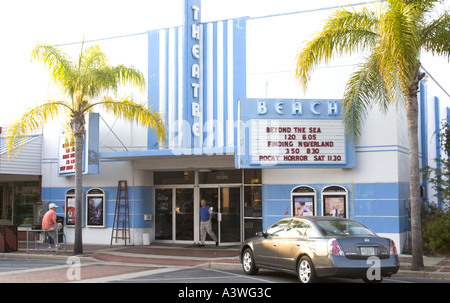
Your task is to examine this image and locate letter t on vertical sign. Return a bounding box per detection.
[183,0,202,148]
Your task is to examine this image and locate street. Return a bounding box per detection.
[0,257,448,284]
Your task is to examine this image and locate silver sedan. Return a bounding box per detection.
[240,216,399,283]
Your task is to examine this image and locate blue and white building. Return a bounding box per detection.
[1,0,449,252]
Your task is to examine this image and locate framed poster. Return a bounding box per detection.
[86,188,105,227]
[323,196,346,217]
[322,185,348,218]
[65,189,75,226]
[291,186,316,217]
[293,196,314,217]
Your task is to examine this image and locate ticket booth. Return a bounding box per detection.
[86,188,105,227]
[291,186,316,217]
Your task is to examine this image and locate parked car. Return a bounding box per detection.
[240,216,399,283]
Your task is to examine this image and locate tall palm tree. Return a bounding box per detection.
[296,0,449,270]
[5,43,166,255]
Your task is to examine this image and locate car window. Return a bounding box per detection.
[286,220,311,238]
[265,220,289,237]
[315,220,375,236]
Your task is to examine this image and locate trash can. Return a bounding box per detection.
[56,216,64,243]
[0,225,18,252]
[143,233,150,245]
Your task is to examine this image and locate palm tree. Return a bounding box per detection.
[5,42,166,255]
[295,0,449,270]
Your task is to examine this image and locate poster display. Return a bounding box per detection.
[65,189,75,226]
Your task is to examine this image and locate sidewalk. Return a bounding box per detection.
[1,243,449,281]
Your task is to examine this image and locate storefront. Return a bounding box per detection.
[0,130,43,233]
[153,170,261,245]
[33,0,449,251]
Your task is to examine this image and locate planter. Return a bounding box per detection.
[0,225,18,252]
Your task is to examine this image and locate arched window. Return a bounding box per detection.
[322,185,348,218]
[291,186,316,217]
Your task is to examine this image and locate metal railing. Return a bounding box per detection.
[26,228,66,253]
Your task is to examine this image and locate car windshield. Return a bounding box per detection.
[315,220,375,236]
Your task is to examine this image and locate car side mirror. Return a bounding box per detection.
[256,231,266,237]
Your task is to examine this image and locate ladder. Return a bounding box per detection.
[110,180,130,245]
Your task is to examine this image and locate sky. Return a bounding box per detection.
[0,0,449,126]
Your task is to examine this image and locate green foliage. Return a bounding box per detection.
[422,205,450,254]
[422,119,450,211]
[6,42,165,153]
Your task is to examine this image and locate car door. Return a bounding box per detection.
[253,219,290,266]
[277,220,313,271]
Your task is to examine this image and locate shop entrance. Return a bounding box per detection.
[154,187,194,242]
[153,170,261,245]
[199,187,241,245]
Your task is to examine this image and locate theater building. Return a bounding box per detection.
[3,0,449,252]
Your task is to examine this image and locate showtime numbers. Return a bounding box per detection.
[251,119,346,165]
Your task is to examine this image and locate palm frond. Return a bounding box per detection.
[342,51,390,140]
[421,10,450,58]
[379,0,422,90]
[94,97,166,144]
[31,43,76,93]
[295,6,379,90]
[4,101,70,154]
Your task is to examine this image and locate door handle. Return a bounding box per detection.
[273,242,278,247]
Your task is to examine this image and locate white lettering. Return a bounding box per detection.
[192,64,200,79]
[192,44,200,59]
[192,83,200,98]
[328,101,339,115]
[192,24,200,40]
[66,256,81,281]
[192,6,200,21]
[292,101,302,115]
[192,102,200,117]
[192,122,200,136]
[257,101,267,115]
[311,101,321,115]
[275,101,284,115]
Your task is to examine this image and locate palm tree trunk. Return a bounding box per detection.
[73,132,84,255]
[405,80,424,270]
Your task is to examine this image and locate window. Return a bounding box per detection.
[154,171,194,185]
[266,220,289,237]
[287,220,312,238]
[199,170,242,184]
[244,170,262,239]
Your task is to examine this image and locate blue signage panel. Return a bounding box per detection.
[236,99,355,169]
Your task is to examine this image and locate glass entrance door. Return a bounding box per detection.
[155,187,194,242]
[220,187,241,243]
[155,188,172,240]
[199,187,241,245]
[175,188,194,241]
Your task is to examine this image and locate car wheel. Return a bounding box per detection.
[242,248,259,275]
[297,256,317,283]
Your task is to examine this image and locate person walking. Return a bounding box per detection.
[199,199,218,246]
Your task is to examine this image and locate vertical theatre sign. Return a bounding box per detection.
[184,0,202,140]
[236,99,355,168]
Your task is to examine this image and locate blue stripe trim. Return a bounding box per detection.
[261,183,410,234]
[42,186,153,228]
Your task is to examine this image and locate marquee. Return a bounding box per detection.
[236,98,355,169]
